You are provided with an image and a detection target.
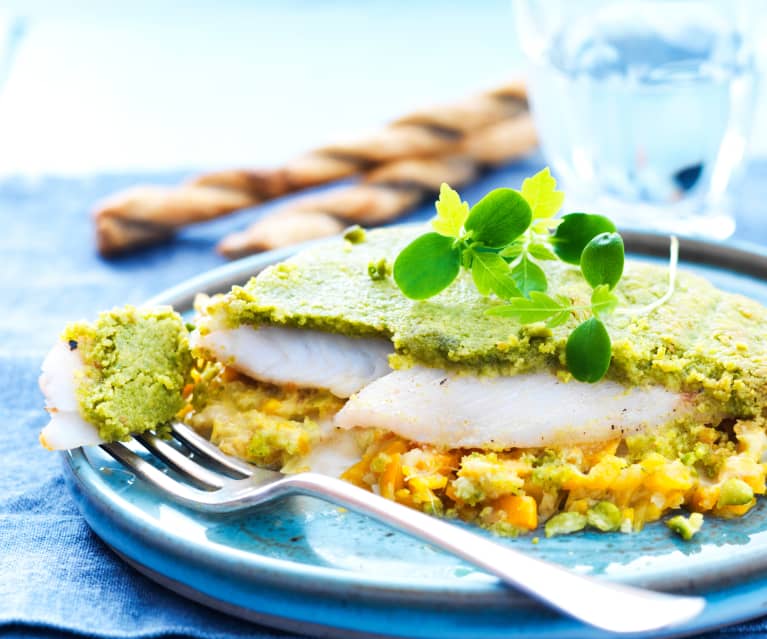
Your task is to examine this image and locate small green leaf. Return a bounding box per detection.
[511,255,547,297]
[499,241,525,260]
[551,213,617,265]
[470,251,521,299]
[465,188,532,247]
[546,309,572,328]
[393,233,460,300]
[432,183,469,238]
[521,167,565,219]
[580,232,625,290]
[486,291,565,323]
[566,317,612,383]
[591,284,619,318]
[528,242,558,261]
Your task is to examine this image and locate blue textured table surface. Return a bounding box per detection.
[3,159,767,638]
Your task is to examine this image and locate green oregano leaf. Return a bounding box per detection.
[591,284,619,318]
[527,242,558,261]
[551,213,617,264]
[580,232,625,290]
[521,167,565,219]
[546,297,573,328]
[511,255,547,297]
[464,188,532,247]
[432,183,469,238]
[546,311,571,329]
[499,241,525,260]
[470,251,522,299]
[393,232,460,300]
[566,317,612,383]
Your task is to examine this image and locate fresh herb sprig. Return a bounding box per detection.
[392,168,630,383]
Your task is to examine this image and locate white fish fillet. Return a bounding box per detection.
[334,366,689,448]
[194,325,392,397]
[39,342,104,450]
[39,331,687,453]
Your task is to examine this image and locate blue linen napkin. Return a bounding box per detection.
[3,163,767,639]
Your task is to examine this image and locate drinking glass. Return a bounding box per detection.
[514,0,759,239]
[0,13,24,94]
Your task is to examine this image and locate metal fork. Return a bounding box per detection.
[101,422,705,633]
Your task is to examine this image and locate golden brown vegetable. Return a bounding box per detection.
[94,82,535,256]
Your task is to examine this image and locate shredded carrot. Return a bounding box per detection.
[492,495,538,530]
[341,459,370,488]
[379,453,404,500]
[382,439,409,456]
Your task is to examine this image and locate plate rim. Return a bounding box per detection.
[62,228,767,638]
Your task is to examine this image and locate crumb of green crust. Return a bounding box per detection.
[367,258,391,281]
[666,512,704,540]
[62,306,193,442]
[343,225,367,244]
[543,502,621,537]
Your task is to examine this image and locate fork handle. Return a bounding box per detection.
[273,472,703,634]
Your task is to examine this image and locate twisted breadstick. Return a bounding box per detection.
[94,82,530,255]
[217,113,538,257]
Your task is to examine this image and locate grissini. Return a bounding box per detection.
[95,185,258,255]
[94,82,530,256]
[216,113,537,257]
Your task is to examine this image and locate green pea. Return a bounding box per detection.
[666,513,704,541]
[717,478,754,507]
[545,512,587,537]
[586,501,622,532]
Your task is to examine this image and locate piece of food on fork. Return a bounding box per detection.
[40,174,767,539]
[39,306,193,450]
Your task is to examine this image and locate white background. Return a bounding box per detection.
[0,1,765,176]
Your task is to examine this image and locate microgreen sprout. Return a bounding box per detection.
[392,168,678,383]
[617,236,679,317]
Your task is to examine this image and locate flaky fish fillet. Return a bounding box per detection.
[193,325,392,397]
[40,331,688,453]
[334,366,690,448]
[39,342,104,450]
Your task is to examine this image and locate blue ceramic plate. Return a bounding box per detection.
[62,232,767,639]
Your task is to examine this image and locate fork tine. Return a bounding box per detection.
[100,442,215,503]
[135,433,226,490]
[170,422,254,477]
